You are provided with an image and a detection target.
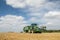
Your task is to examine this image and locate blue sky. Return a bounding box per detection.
[0,0,60,32]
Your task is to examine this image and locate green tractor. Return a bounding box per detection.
[23,23,42,33]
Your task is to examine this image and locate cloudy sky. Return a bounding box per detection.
[0,0,60,32]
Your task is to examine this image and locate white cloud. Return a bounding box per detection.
[29,17,38,23]
[6,0,26,8]
[44,11,60,30]
[28,13,41,17]
[44,11,60,19]
[6,0,46,8]
[6,0,60,11]
[0,15,28,32]
[25,0,45,7]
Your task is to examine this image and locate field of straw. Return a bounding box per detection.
[0,33,60,40]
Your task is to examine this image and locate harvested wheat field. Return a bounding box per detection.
[0,33,60,40]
